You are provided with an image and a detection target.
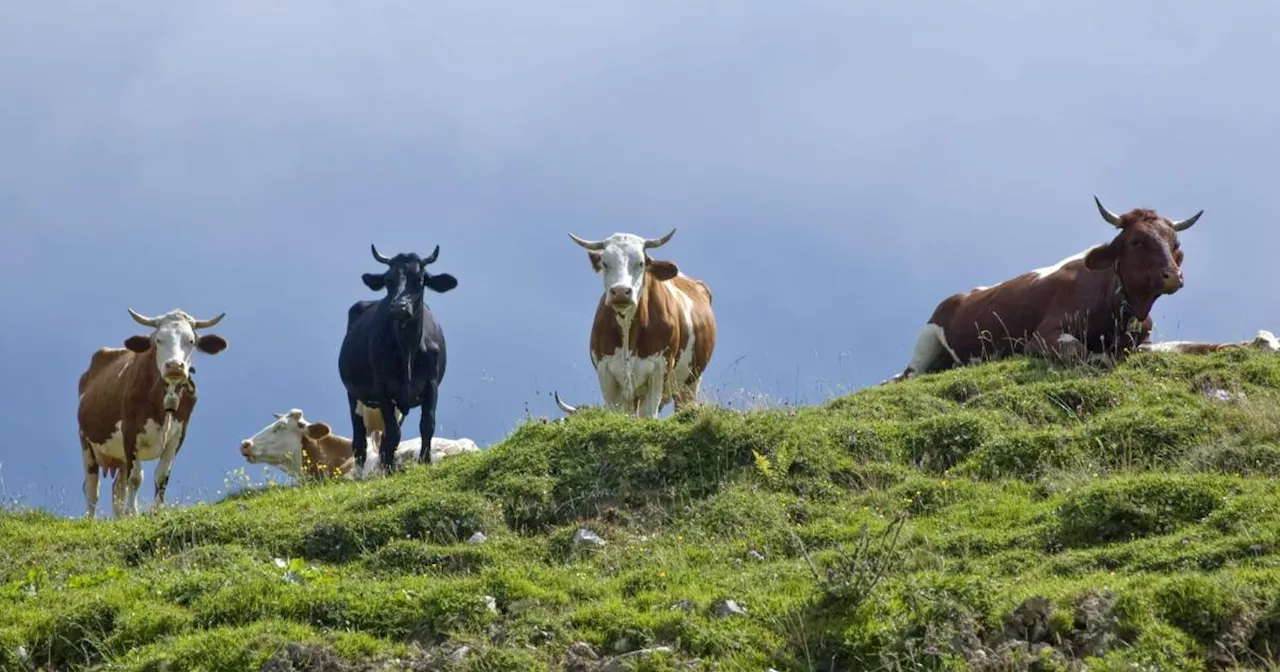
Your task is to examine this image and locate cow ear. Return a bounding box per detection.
[588,251,603,273]
[1084,243,1119,270]
[197,334,228,355]
[124,335,152,353]
[305,422,332,440]
[424,273,458,293]
[362,273,386,291]
[648,259,679,281]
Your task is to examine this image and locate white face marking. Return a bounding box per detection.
[1255,330,1279,352]
[1031,250,1089,280]
[145,312,202,381]
[593,234,651,311]
[1056,334,1080,344]
[240,409,309,470]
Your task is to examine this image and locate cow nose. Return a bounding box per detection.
[609,286,633,301]
[1162,269,1184,291]
[163,361,186,379]
[240,440,253,457]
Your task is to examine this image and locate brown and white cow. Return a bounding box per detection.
[238,408,480,482]
[1139,329,1279,355]
[894,196,1204,380]
[77,309,228,518]
[554,229,716,417]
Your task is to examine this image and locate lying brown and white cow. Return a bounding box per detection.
[239,408,480,482]
[554,228,717,417]
[894,196,1204,379]
[77,309,228,518]
[1139,329,1279,355]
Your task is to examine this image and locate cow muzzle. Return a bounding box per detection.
[240,440,256,461]
[608,285,636,309]
[162,361,188,382]
[1162,269,1185,293]
[390,302,415,322]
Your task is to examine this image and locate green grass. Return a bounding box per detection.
[5,349,1280,670]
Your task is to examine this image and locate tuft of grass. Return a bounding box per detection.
[3,349,1280,670]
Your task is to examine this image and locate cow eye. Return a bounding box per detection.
[297,422,306,429]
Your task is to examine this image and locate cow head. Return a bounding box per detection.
[1084,196,1203,297]
[567,228,679,314]
[362,244,457,325]
[123,309,228,387]
[239,408,333,473]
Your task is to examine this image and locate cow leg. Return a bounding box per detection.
[596,365,623,411]
[126,462,144,516]
[673,374,702,412]
[111,473,127,518]
[347,395,370,478]
[117,428,140,518]
[81,438,99,519]
[639,368,666,418]
[378,404,403,474]
[417,379,440,465]
[151,438,182,514]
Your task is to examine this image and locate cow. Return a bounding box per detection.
[338,244,457,476]
[893,196,1204,380]
[77,309,228,518]
[1139,329,1279,355]
[238,408,480,482]
[554,228,717,418]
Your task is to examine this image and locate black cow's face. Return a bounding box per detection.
[362,245,458,325]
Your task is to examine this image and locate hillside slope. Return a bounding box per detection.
[5,350,1280,671]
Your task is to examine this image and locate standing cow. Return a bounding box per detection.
[77,309,228,518]
[894,196,1203,380]
[554,228,716,418]
[338,244,457,475]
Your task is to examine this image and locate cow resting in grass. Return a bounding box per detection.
[553,228,716,418]
[77,309,228,518]
[892,196,1204,381]
[1140,329,1279,355]
[238,408,479,482]
[338,244,457,476]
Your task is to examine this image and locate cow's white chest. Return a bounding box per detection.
[89,418,185,463]
[598,350,666,400]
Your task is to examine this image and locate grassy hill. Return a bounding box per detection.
[5,350,1280,671]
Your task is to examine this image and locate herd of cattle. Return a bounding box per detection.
[74,198,1277,518]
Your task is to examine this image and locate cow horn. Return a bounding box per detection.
[422,245,440,265]
[127,308,161,328]
[272,412,284,419]
[553,390,579,414]
[567,233,607,251]
[1094,196,1123,228]
[643,228,676,249]
[1170,209,1204,232]
[370,244,393,265]
[191,312,225,329]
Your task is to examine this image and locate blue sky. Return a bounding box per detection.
[3,1,1278,515]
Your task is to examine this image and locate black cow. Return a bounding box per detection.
[338,244,457,474]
